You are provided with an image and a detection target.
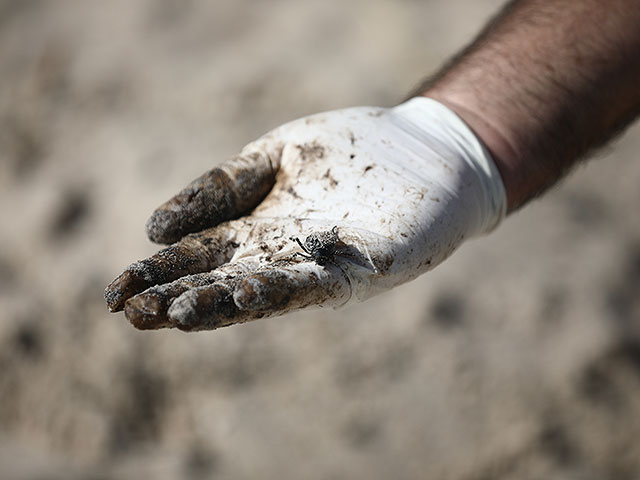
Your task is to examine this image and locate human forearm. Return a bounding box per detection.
[422,0,640,211]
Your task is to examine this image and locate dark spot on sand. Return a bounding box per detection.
[605,242,640,333]
[429,292,466,329]
[49,189,91,239]
[13,322,44,360]
[539,287,567,325]
[1,116,44,179]
[0,255,16,288]
[537,421,579,466]
[342,416,381,449]
[184,444,219,478]
[579,340,640,410]
[564,191,608,227]
[109,363,168,453]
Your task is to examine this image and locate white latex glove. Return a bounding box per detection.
[105,98,506,331]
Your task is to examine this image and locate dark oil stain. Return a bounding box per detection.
[146,153,274,244]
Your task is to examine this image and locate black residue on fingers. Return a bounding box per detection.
[146,153,275,244]
[233,273,294,312]
[105,268,155,313]
[145,168,232,244]
[124,291,174,330]
[104,235,228,312]
[234,263,349,314]
[168,284,242,331]
[123,280,196,330]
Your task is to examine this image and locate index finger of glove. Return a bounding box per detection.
[146,138,282,244]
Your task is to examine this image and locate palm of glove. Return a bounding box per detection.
[105,100,498,331]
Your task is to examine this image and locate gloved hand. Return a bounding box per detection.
[104,97,506,331]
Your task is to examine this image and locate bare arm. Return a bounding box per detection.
[421,0,640,211]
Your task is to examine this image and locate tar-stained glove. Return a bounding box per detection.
[105,97,506,331]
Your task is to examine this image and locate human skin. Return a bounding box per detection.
[423,0,640,211]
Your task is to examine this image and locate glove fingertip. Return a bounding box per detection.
[145,209,181,244]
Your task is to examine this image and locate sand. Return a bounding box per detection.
[1,1,640,478]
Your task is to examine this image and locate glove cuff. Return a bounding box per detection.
[392,96,507,234]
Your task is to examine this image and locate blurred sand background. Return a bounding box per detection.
[1,1,640,479]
